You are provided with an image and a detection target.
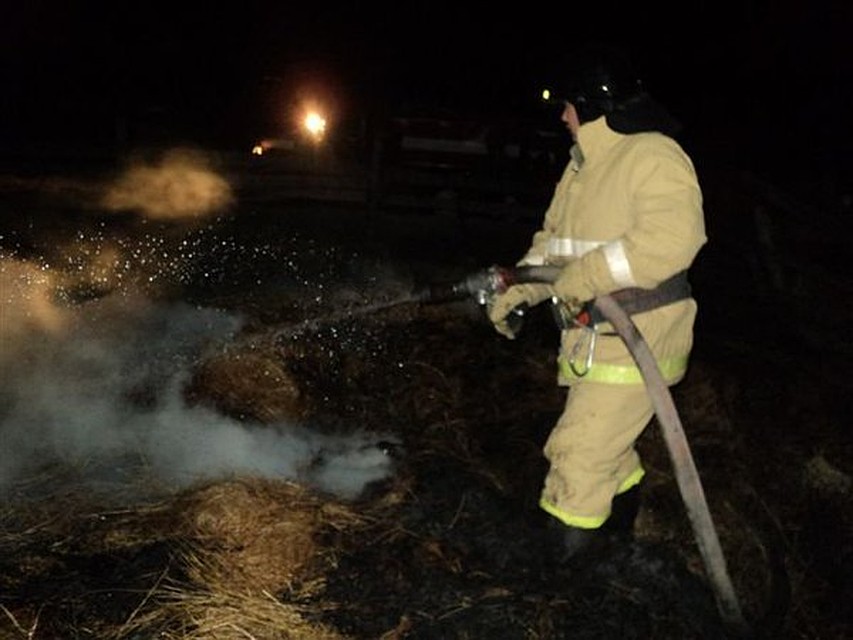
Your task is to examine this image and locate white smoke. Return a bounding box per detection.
[100,147,234,220]
[0,258,397,502]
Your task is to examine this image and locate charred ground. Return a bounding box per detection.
[0,159,851,639]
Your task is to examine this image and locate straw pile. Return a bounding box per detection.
[111,478,364,640]
[188,347,306,422]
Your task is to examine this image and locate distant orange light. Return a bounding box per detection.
[251,144,265,156]
[302,110,327,141]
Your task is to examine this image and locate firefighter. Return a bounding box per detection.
[488,42,707,560]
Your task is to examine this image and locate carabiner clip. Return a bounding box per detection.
[568,323,597,377]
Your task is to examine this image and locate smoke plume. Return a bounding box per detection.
[100,147,234,220]
[0,256,396,502]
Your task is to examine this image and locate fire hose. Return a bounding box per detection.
[418,265,750,636]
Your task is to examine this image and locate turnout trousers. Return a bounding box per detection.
[539,380,654,529]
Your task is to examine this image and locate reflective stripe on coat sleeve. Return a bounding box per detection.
[547,237,604,258]
[545,236,635,289]
[602,240,636,287]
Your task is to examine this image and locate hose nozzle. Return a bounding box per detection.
[414,265,561,306]
[413,266,514,305]
[411,282,468,304]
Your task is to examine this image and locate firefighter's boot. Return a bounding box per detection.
[603,485,641,535]
[545,519,602,565]
[561,525,599,561]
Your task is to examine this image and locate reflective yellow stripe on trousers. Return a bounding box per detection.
[540,467,646,529]
[558,353,689,385]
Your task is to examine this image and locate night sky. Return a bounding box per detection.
[2,1,851,198]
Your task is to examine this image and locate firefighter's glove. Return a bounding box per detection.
[552,264,593,319]
[488,284,553,339]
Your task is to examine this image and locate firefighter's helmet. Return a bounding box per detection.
[542,43,644,123]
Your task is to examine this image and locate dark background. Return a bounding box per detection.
[0,6,852,638]
[2,1,852,209]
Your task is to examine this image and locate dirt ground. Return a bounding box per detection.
[0,157,851,640]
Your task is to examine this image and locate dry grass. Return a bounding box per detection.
[1,169,851,638]
[0,475,369,640]
[172,479,363,593]
[188,349,306,423]
[113,576,347,640]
